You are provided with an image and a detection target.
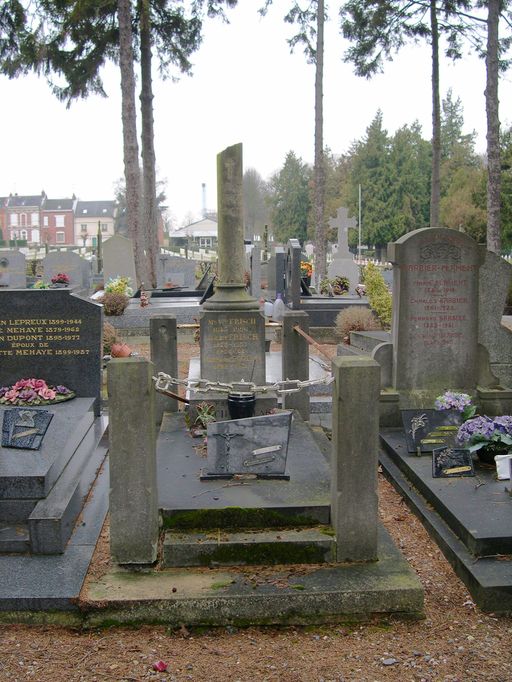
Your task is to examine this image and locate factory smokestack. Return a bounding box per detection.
[201,183,207,218]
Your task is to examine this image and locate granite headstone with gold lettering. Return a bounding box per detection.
[0,289,102,414]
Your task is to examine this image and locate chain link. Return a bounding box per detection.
[153,371,333,396]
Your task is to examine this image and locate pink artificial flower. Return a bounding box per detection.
[152,661,168,672]
[14,378,34,389]
[33,379,47,390]
[38,387,56,400]
[4,389,19,402]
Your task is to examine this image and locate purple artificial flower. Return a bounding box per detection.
[435,391,472,413]
[0,386,8,398]
[17,388,37,403]
[55,385,71,395]
[456,416,495,445]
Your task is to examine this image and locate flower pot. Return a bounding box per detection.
[227,392,256,420]
[111,342,132,358]
[477,443,510,465]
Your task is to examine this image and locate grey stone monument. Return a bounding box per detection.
[327,207,359,292]
[200,144,265,385]
[103,234,137,290]
[284,239,301,308]
[389,228,484,395]
[42,251,90,290]
[267,247,286,299]
[0,250,26,288]
[156,254,196,289]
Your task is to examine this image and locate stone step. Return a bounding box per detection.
[28,416,108,555]
[0,522,30,553]
[162,527,336,568]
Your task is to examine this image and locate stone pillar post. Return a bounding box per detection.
[150,315,178,425]
[203,143,258,311]
[331,356,380,562]
[282,311,310,420]
[108,357,159,564]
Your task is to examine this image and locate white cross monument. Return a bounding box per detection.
[327,207,360,292]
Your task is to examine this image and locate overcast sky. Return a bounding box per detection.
[0,0,510,227]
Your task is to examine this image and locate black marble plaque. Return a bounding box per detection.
[2,408,53,450]
[401,409,462,454]
[432,446,475,478]
[0,289,102,414]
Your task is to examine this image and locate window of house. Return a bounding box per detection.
[31,212,39,226]
[101,223,108,232]
[9,214,18,227]
[56,231,65,243]
[199,237,212,248]
[20,213,26,226]
[55,214,65,227]
[43,216,49,227]
[80,224,88,232]
[20,230,28,240]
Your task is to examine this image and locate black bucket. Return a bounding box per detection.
[227,392,256,420]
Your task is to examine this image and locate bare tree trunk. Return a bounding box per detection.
[313,0,326,283]
[139,0,159,288]
[485,0,501,253]
[117,0,145,287]
[429,0,441,227]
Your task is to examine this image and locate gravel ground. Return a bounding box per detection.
[1,342,511,681]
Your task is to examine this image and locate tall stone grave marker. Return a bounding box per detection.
[284,239,301,308]
[0,289,102,414]
[389,228,484,394]
[327,207,359,292]
[42,251,90,290]
[267,246,286,299]
[200,143,265,385]
[103,234,137,289]
[0,250,26,288]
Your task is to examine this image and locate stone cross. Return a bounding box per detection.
[330,207,357,259]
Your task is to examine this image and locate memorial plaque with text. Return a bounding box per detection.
[389,228,484,391]
[0,290,102,413]
[432,446,475,478]
[401,408,461,453]
[200,310,265,384]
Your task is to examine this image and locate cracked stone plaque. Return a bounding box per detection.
[205,411,293,478]
[2,408,54,450]
[401,408,462,454]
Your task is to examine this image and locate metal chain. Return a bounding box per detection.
[153,371,333,396]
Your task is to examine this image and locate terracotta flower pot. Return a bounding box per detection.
[111,342,132,358]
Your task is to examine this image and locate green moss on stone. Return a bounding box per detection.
[162,507,318,531]
[199,541,329,566]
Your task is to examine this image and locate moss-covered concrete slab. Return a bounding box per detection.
[81,525,424,627]
[162,527,336,567]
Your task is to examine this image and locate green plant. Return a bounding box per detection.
[319,275,349,295]
[362,263,392,327]
[101,291,129,316]
[103,321,119,355]
[335,306,381,340]
[194,402,216,429]
[33,280,50,289]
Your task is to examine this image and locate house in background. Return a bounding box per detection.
[0,197,7,243]
[5,192,45,243]
[41,197,78,246]
[75,200,117,247]
[169,216,218,249]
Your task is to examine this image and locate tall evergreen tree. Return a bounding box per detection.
[261,1,328,282]
[341,0,484,228]
[267,151,312,244]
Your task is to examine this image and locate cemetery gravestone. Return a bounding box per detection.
[389,228,484,393]
[156,254,196,289]
[327,207,359,292]
[267,247,286,299]
[0,289,102,414]
[103,234,137,289]
[42,251,90,290]
[201,143,266,385]
[284,239,301,308]
[0,250,26,288]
